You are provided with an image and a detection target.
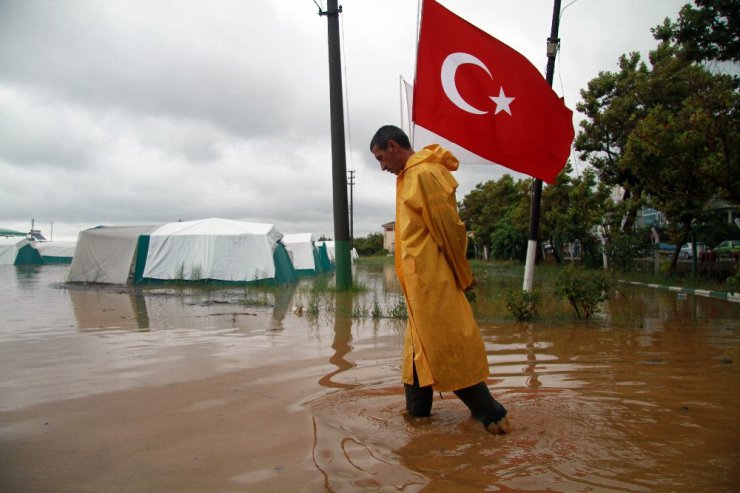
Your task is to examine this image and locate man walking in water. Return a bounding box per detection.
[370,125,510,434]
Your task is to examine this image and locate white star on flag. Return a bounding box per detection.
[490,87,515,115]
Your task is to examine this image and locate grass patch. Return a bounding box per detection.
[355,256,394,265]
[617,269,730,292]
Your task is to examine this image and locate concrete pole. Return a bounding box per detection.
[523,0,562,291]
[322,0,352,290]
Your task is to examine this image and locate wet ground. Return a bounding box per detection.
[1,262,738,492]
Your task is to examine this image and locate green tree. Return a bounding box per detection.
[652,0,740,64]
[489,209,528,262]
[650,0,740,207]
[575,2,739,273]
[624,43,739,269]
[459,174,528,257]
[541,165,612,265]
[575,53,650,234]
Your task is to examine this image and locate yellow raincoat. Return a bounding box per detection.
[395,145,490,392]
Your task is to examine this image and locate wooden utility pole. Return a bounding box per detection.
[320,0,352,290]
[523,0,562,291]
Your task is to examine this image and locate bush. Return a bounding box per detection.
[554,265,612,319]
[505,288,540,321]
[353,233,385,256]
[726,268,740,295]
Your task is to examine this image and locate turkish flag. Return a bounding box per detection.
[413,0,574,183]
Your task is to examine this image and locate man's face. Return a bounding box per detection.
[371,140,406,175]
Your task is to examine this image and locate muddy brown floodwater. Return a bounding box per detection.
[0,262,738,492]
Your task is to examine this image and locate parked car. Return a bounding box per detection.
[713,240,740,258]
[679,242,709,259]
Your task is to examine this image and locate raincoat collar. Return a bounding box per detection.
[402,144,459,175]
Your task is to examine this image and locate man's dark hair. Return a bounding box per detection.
[369,125,412,151]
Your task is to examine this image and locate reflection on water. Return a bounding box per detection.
[270,282,297,333]
[1,263,739,491]
[69,287,150,330]
[313,307,740,491]
[317,293,358,390]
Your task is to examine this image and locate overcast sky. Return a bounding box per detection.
[0,0,688,241]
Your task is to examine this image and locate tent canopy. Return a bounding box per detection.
[67,218,297,286]
[67,225,159,284]
[0,228,27,237]
[0,237,43,265]
[32,241,77,264]
[142,218,290,283]
[283,233,321,275]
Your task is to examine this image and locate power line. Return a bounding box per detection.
[557,0,582,177]
[340,8,354,173]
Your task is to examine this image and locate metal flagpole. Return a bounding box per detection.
[523,0,562,291]
[320,0,352,290]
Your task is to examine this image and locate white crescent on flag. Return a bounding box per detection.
[440,52,516,117]
[440,52,491,115]
[402,77,524,171]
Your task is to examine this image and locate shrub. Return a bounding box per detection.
[554,265,612,319]
[505,288,540,321]
[353,233,385,256]
[726,268,740,295]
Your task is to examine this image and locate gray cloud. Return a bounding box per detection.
[0,0,690,241]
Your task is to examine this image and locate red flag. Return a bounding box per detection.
[413,0,574,183]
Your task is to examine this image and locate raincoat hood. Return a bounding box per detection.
[403,144,460,173]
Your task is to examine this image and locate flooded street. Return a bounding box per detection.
[1,262,738,492]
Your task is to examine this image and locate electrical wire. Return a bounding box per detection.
[560,0,580,18]
[557,0,582,177]
[557,53,580,178]
[339,9,354,173]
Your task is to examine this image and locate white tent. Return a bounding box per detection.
[142,218,291,283]
[67,225,159,284]
[68,219,298,285]
[0,237,43,265]
[317,241,358,266]
[32,241,77,264]
[282,233,319,274]
[320,240,336,265]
